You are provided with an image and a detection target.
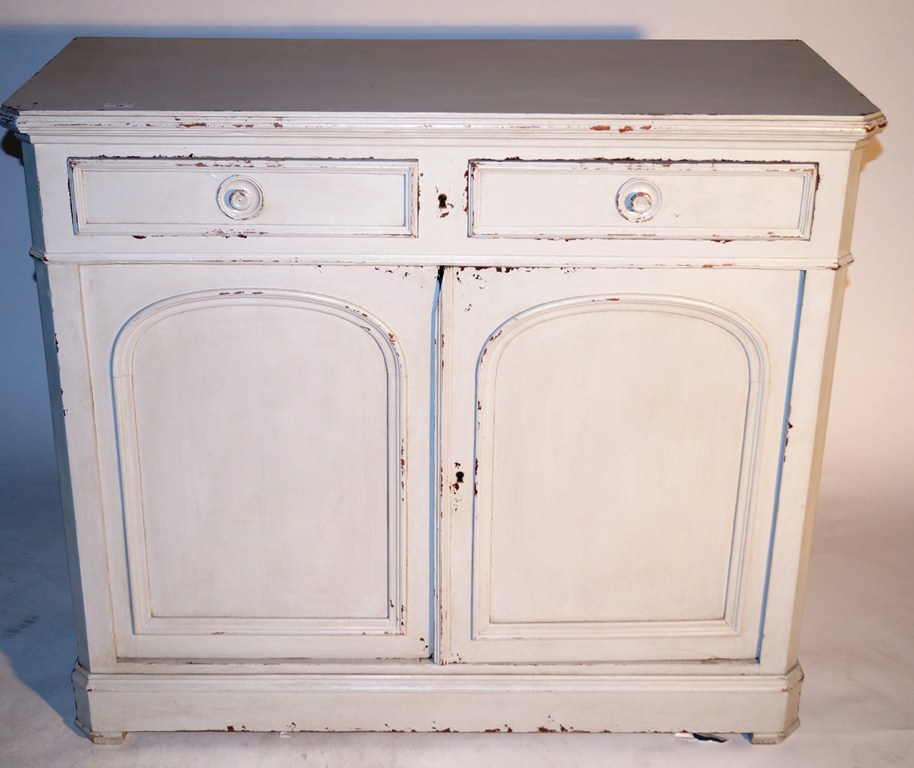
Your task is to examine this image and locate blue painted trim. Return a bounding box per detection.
[427,269,443,660]
[756,270,806,660]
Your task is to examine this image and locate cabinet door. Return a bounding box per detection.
[441,267,801,663]
[80,264,435,661]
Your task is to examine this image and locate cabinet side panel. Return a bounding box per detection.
[36,262,117,669]
[759,267,849,671]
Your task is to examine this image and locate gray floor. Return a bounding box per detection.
[1,471,912,767]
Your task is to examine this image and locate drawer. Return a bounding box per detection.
[469,160,817,241]
[68,157,418,237]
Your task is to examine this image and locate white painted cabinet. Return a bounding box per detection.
[2,38,884,743]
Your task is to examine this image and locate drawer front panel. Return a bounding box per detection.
[68,157,418,237]
[470,160,817,240]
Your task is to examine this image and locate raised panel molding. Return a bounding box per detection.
[69,157,419,238]
[469,161,818,241]
[471,294,769,642]
[111,289,406,638]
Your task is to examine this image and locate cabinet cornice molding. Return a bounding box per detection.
[4,109,886,149]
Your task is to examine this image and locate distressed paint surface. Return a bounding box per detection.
[69,157,418,237]
[83,264,436,661]
[469,160,817,240]
[441,267,798,664]
[2,38,884,742]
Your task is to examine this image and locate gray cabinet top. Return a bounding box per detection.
[3,38,880,119]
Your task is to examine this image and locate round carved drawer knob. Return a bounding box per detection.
[629,191,653,213]
[217,176,264,220]
[228,188,252,211]
[616,179,662,223]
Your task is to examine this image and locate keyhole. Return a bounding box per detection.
[438,193,448,209]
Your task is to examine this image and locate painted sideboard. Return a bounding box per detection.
[1,38,885,743]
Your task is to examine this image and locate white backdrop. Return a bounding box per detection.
[0,4,911,764]
[0,2,910,507]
